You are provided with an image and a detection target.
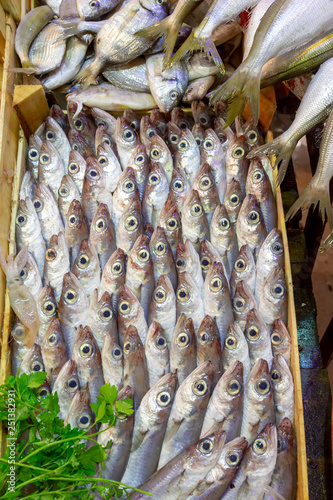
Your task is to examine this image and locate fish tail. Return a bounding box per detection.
[135,18,170,40]
[285,182,333,227]
[171,31,224,72]
[170,29,196,64]
[75,59,102,88]
[54,20,81,40]
[162,22,182,70]
[320,230,333,253]
[202,37,224,73]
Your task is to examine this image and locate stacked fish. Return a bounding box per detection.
[4,101,296,500]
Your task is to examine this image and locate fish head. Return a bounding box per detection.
[42,318,64,354]
[175,128,200,164]
[242,118,263,149]
[104,248,126,284]
[151,274,175,312]
[95,125,114,152]
[201,128,222,162]
[53,359,80,398]
[193,162,218,212]
[148,134,170,165]
[247,358,272,405]
[150,109,167,138]
[90,203,114,239]
[187,53,220,79]
[60,272,89,318]
[50,105,68,131]
[67,101,96,140]
[101,332,123,370]
[27,134,42,169]
[223,322,245,360]
[271,319,291,355]
[171,107,192,130]
[37,285,57,322]
[91,107,117,137]
[58,174,79,203]
[185,429,226,474]
[116,117,139,151]
[140,115,160,147]
[166,122,181,153]
[117,166,139,198]
[199,239,221,278]
[150,226,173,266]
[218,436,248,473]
[46,231,67,267]
[192,122,205,150]
[182,188,206,228]
[224,178,243,221]
[203,261,229,312]
[117,199,143,254]
[118,284,142,322]
[20,343,44,375]
[226,134,250,175]
[238,194,265,238]
[65,388,95,431]
[159,199,181,238]
[218,360,244,403]
[68,129,94,160]
[145,320,168,355]
[246,157,271,200]
[89,289,115,328]
[172,313,195,353]
[73,238,99,279]
[191,101,211,128]
[196,315,219,349]
[39,140,62,172]
[84,157,106,189]
[128,234,152,273]
[176,271,201,314]
[214,116,233,146]
[123,325,144,359]
[142,372,177,425]
[259,228,284,267]
[11,322,30,346]
[72,325,102,380]
[244,308,269,345]
[169,167,190,207]
[68,150,86,182]
[243,423,277,475]
[45,116,67,150]
[271,354,293,398]
[123,108,141,134]
[145,161,169,198]
[181,360,214,407]
[232,281,256,326]
[65,199,87,233]
[260,266,287,310]
[277,417,295,457]
[128,143,149,179]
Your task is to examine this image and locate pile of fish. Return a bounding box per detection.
[1,100,297,500]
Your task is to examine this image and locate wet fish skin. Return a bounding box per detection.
[91,107,117,141]
[175,239,204,292]
[255,228,284,302]
[98,248,126,313]
[236,194,267,260]
[50,104,69,133]
[170,314,196,385]
[150,226,177,290]
[259,266,287,331]
[225,134,250,196]
[245,308,273,370]
[201,128,227,204]
[82,157,112,226]
[210,204,238,276]
[166,121,181,155]
[127,144,150,200]
[90,203,116,270]
[43,232,70,304]
[171,107,193,130]
[52,360,80,420]
[117,284,148,347]
[58,175,81,225]
[191,101,212,129]
[184,74,216,102]
[158,199,182,258]
[224,177,244,224]
[11,323,30,376]
[72,238,101,301]
[142,162,170,228]
[175,128,201,185]
[87,290,118,351]
[145,321,170,388]
[101,332,123,390]
[20,252,43,301]
[27,134,42,182]
[44,116,71,169]
[123,325,150,411]
[38,140,65,201]
[230,244,256,297]
[186,52,220,81]
[192,122,206,150]
[36,285,58,345]
[68,129,95,160]
[97,141,122,194]
[112,167,140,228]
[192,162,219,224]
[199,239,223,282]
[232,280,257,331]
[222,322,251,384]
[67,150,87,196]
[176,271,205,331]
[148,135,173,184]
[42,319,68,389]
[140,115,160,149]
[148,275,177,346]
[32,183,64,246]
[19,343,44,376]
[95,124,115,158]
[181,188,209,251]
[29,22,66,75]
[104,58,149,92]
[196,315,222,387]
[65,199,89,267]
[67,101,97,151]
[64,388,96,448]
[271,354,294,425]
[271,319,291,367]
[150,109,167,138]
[168,166,191,213]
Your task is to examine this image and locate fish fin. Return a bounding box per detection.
[170,29,196,64]
[285,182,333,227]
[224,93,247,128]
[75,59,102,89]
[135,18,169,40]
[162,23,182,70]
[53,20,81,40]
[6,66,37,75]
[320,230,333,253]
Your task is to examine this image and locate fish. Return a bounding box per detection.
[72,238,101,300]
[65,199,89,267]
[140,115,160,149]
[36,285,58,345]
[125,234,154,317]
[199,239,223,282]
[183,75,216,102]
[33,183,64,245]
[97,386,134,481]
[187,436,248,500]
[222,322,251,383]
[117,284,148,347]
[52,360,80,420]
[168,167,191,213]
[97,142,123,193]
[246,157,277,234]
[210,204,238,276]
[181,189,209,251]
[58,175,81,225]
[191,101,212,129]
[38,140,65,201]
[158,199,182,258]
[158,360,215,468]
[259,267,287,331]
[148,275,177,345]
[67,102,96,151]
[87,290,117,350]
[132,430,226,500]
[28,22,66,75]
[101,332,123,389]
[19,343,44,376]
[243,0,276,60]
[232,280,257,331]
[271,319,291,367]
[230,244,256,297]
[95,124,115,158]
[103,57,150,92]
[213,116,234,150]
[64,388,96,447]
[41,319,68,388]
[75,0,168,86]
[27,134,42,182]
[236,194,267,260]
[90,203,116,270]
[67,150,87,195]
[242,118,264,150]
[271,354,294,425]
[61,0,123,22]
[145,321,170,387]
[201,128,227,204]
[150,226,177,290]
[123,325,150,410]
[176,271,205,331]
[224,178,244,224]
[244,308,273,369]
[196,315,222,387]
[240,359,275,445]
[82,157,112,226]
[146,53,189,112]
[49,104,69,133]
[127,144,150,200]
[122,372,178,487]
[72,325,105,405]
[255,228,284,302]
[202,260,233,345]
[186,53,220,81]
[68,129,95,160]
[201,360,243,443]
[175,239,204,292]
[192,122,206,150]
[148,135,173,184]
[19,252,43,301]
[169,314,196,385]
[166,122,181,155]
[115,117,140,169]
[11,323,30,376]
[142,162,170,228]
[150,109,167,138]
[44,116,71,169]
[175,128,201,185]
[225,134,250,196]
[116,198,144,255]
[192,162,219,224]
[58,272,89,357]
[98,248,126,312]
[91,107,117,140]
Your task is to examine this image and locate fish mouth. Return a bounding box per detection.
[138,0,153,13]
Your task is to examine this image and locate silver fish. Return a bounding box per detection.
[87,290,117,351]
[68,129,95,160]
[11,323,30,376]
[98,248,126,312]
[103,57,149,92]
[166,121,181,155]
[91,107,117,140]
[271,354,294,425]
[142,162,170,228]
[192,122,206,150]
[225,134,250,196]
[201,128,227,204]
[58,175,81,224]
[97,142,123,193]
[90,203,116,270]
[27,135,42,182]
[82,158,112,226]
[101,332,123,389]
[168,166,191,213]
[170,314,196,385]
[145,321,170,388]
[236,194,267,260]
[199,239,223,282]
[171,107,192,130]
[42,319,68,389]
[224,177,244,224]
[158,199,182,258]
[72,238,101,300]
[232,280,257,331]
[116,197,143,255]
[196,315,222,387]
[19,252,43,301]
[36,285,58,345]
[245,308,273,370]
[52,360,80,420]
[115,117,140,169]
[255,228,284,302]
[271,319,291,368]
[148,275,177,345]
[150,226,177,290]
[176,271,205,332]
[49,104,69,132]
[186,52,220,81]
[181,189,209,251]
[123,325,150,410]
[148,135,173,184]
[38,140,65,200]
[175,239,204,292]
[192,162,219,224]
[210,204,238,276]
[127,144,150,201]
[64,388,96,448]
[68,150,87,196]
[117,284,148,347]
[140,115,160,149]
[150,109,167,138]
[29,22,66,74]
[259,267,287,331]
[44,116,71,169]
[95,124,115,152]
[65,199,89,267]
[183,75,215,102]
[175,128,201,185]
[67,101,96,150]
[33,183,64,245]
[230,244,256,297]
[19,343,44,376]
[222,322,251,384]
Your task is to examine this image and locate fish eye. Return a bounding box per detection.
[219,217,230,230]
[47,333,59,347]
[16,214,27,226]
[12,325,26,340]
[78,413,92,429]
[169,90,179,101]
[125,215,139,231]
[178,140,189,151]
[192,379,208,396]
[79,342,94,358]
[200,256,211,271]
[271,332,282,346]
[136,154,146,165]
[198,331,211,345]
[252,170,263,183]
[229,194,240,207]
[31,360,44,372]
[246,130,259,145]
[74,118,84,130]
[123,129,135,141]
[150,147,161,160]
[179,121,187,129]
[138,249,150,262]
[118,300,131,315]
[40,153,51,165]
[172,179,184,193]
[102,137,112,147]
[111,262,123,275]
[227,379,242,396]
[271,242,283,255]
[248,210,260,225]
[72,143,80,151]
[87,168,100,181]
[33,199,43,212]
[147,129,156,139]
[176,257,185,270]
[271,369,281,382]
[157,391,171,407]
[234,258,246,272]
[195,137,202,147]
[225,336,237,350]
[253,437,267,455]
[218,133,227,143]
[233,297,246,312]
[19,268,27,280]
[246,326,260,341]
[226,451,241,466]
[190,203,203,217]
[198,438,213,454]
[203,139,214,150]
[199,117,208,125]
[148,173,160,185]
[98,155,108,166]
[77,253,90,269]
[68,215,78,227]
[209,277,223,292]
[67,377,79,392]
[46,131,55,141]
[176,332,190,347]
[59,185,70,198]
[123,341,132,354]
[154,288,167,303]
[155,242,166,255]
[95,217,108,233]
[277,437,286,452]
[38,387,50,397]
[199,175,212,191]
[42,300,57,317]
[99,306,113,322]
[28,148,39,161]
[169,134,179,144]
[166,217,179,231]
[123,180,136,193]
[177,286,190,303]
[255,378,271,395]
[64,289,77,305]
[69,162,80,173]
[232,146,245,159]
[155,336,167,349]
[271,284,285,299]
[112,346,123,360]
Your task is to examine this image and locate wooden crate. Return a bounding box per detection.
[0,6,308,500]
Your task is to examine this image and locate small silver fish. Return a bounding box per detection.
[183,75,215,102]
[117,284,148,347]
[148,135,173,184]
[158,199,182,258]
[210,204,238,276]
[224,178,244,224]
[150,226,177,290]
[181,189,209,251]
[255,228,284,302]
[176,271,205,331]
[123,325,149,411]
[170,314,196,385]
[201,128,227,204]
[222,322,251,384]
[236,194,267,260]
[90,203,116,270]
[38,140,65,201]
[33,183,64,245]
[68,129,95,160]
[115,117,140,169]
[97,142,123,194]
[19,252,43,301]
[87,290,117,350]
[58,175,81,224]
[142,162,170,228]
[11,323,30,376]
[98,248,126,312]
[19,343,44,376]
[193,162,219,224]
[116,199,143,255]
[232,280,257,331]
[148,275,177,346]
[259,267,287,331]
[140,115,160,149]
[196,315,222,387]
[230,244,256,297]
[52,360,80,420]
[271,354,294,425]
[36,285,58,345]
[127,144,150,201]
[72,238,101,300]
[68,150,87,196]
[245,308,273,369]
[103,58,149,92]
[145,321,170,388]
[67,101,97,150]
[199,239,223,282]
[65,199,89,267]
[192,122,206,150]
[101,332,123,390]
[168,166,191,213]
[82,158,112,226]
[225,134,250,196]
[41,319,68,389]
[175,239,204,292]
[271,319,291,367]
[175,128,201,185]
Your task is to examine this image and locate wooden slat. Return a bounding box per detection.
[13,85,50,139]
[1,0,21,21]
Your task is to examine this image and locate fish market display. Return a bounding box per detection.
[3,98,298,500]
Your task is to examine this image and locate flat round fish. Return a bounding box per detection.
[29,23,66,74]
